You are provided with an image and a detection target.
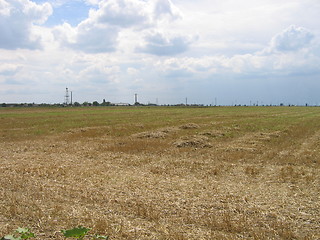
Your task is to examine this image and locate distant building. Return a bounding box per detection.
[113,103,130,106]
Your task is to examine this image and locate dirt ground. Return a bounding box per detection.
[0,107,319,239]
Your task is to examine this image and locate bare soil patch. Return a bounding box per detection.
[132,127,178,139]
[173,135,212,148]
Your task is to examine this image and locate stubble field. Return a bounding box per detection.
[0,106,319,239]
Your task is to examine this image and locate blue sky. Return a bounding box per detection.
[40,1,91,26]
[0,0,320,105]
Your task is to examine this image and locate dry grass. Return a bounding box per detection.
[0,106,319,239]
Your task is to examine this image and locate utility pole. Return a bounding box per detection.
[134,93,138,104]
[64,87,69,106]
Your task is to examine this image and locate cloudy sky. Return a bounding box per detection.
[1,0,320,105]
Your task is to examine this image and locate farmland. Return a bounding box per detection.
[0,106,319,239]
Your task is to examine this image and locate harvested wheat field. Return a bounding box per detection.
[0,106,319,239]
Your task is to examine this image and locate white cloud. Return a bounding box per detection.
[54,0,150,53]
[268,25,315,53]
[153,0,182,22]
[54,21,118,53]
[92,0,150,28]
[84,0,100,6]
[0,63,22,76]
[127,67,139,75]
[53,0,191,54]
[79,64,120,83]
[152,25,320,78]
[137,32,193,56]
[0,0,52,50]
[0,0,10,16]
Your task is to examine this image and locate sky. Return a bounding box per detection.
[0,0,320,105]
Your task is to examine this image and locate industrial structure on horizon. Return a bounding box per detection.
[64,87,73,106]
